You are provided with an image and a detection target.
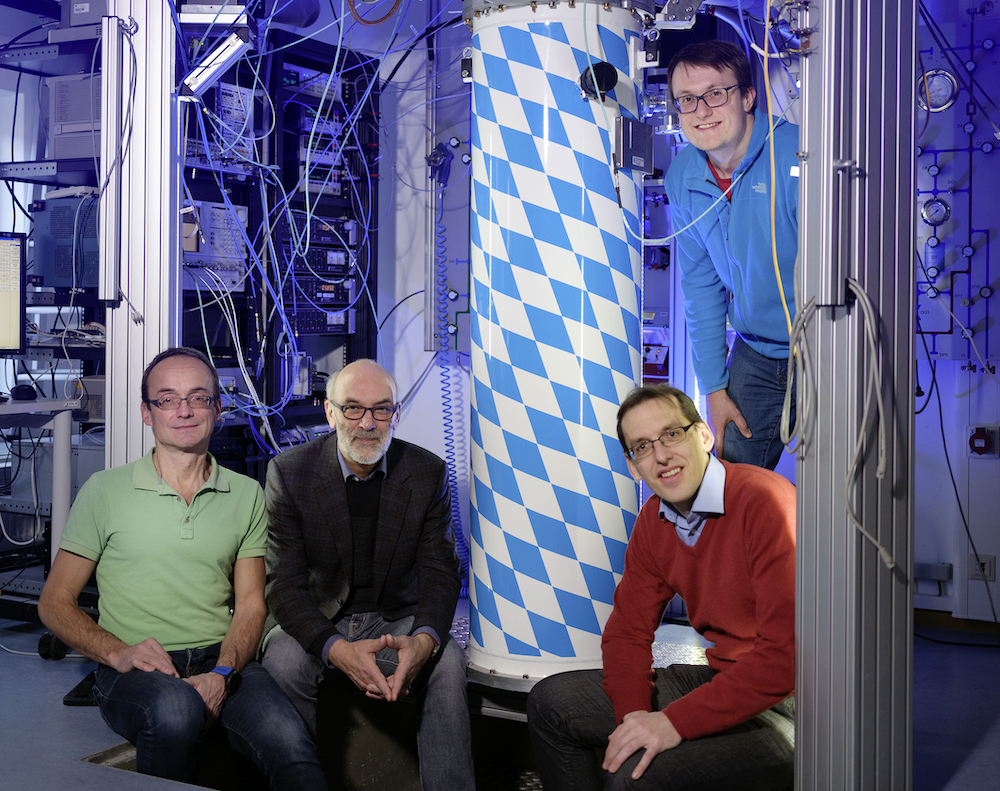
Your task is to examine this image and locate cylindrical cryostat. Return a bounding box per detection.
[466,0,649,681]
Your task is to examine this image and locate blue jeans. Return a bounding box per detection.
[262,613,475,791]
[527,666,794,791]
[723,337,796,471]
[93,644,326,790]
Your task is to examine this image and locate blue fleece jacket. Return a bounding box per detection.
[663,108,799,395]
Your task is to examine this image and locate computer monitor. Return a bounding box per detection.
[0,231,27,355]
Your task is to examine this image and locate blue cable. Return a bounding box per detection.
[431,161,470,596]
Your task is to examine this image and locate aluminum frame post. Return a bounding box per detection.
[796,1,916,789]
[104,0,179,467]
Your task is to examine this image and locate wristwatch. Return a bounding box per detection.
[210,665,242,696]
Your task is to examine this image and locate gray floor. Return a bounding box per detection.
[2,567,999,790]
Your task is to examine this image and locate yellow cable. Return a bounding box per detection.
[763,20,794,338]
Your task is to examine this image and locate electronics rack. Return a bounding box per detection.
[267,30,379,416]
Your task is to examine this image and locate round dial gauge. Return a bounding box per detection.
[921,197,951,226]
[917,69,960,112]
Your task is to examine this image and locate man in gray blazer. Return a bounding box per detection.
[261,358,474,791]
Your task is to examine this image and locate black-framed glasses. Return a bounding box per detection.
[626,423,697,461]
[145,394,215,411]
[329,402,398,421]
[672,85,743,114]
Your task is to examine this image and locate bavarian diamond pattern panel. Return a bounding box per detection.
[468,6,643,677]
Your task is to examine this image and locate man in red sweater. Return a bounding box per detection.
[527,384,795,791]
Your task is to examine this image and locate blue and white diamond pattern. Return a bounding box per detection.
[468,6,644,677]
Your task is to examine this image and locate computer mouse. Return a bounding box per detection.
[10,384,38,401]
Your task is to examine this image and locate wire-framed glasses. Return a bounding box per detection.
[329,402,398,421]
[145,394,215,411]
[626,423,697,461]
[672,85,743,114]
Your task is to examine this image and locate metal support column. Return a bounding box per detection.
[796,1,916,789]
[103,0,179,467]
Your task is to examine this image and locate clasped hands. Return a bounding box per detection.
[328,632,436,702]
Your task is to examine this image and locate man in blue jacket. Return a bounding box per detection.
[663,40,799,470]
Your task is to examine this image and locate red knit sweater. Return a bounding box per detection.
[601,461,796,740]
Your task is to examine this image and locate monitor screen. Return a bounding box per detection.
[0,231,27,355]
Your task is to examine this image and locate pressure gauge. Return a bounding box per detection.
[921,197,951,226]
[917,69,960,112]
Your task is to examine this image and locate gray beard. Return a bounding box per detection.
[340,428,392,467]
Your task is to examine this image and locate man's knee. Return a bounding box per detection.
[527,672,574,732]
[428,639,467,684]
[261,629,323,694]
[420,638,469,709]
[129,677,205,746]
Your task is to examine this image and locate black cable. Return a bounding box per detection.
[914,630,1000,648]
[378,289,424,329]
[381,16,464,89]
[0,24,53,53]
[918,2,1000,128]
[6,61,34,227]
[18,360,39,388]
[931,348,1000,644]
[914,312,937,416]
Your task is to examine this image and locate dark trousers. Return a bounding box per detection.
[527,665,794,791]
[93,644,326,790]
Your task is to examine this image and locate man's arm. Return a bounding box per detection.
[265,454,349,653]
[183,555,268,721]
[409,463,462,641]
[218,555,268,670]
[38,549,178,676]
[664,162,733,400]
[596,501,688,778]
[660,471,796,740]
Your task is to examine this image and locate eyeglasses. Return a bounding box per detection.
[672,85,743,114]
[329,402,398,421]
[145,394,215,411]
[626,423,697,461]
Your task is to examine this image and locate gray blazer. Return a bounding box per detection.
[264,432,461,658]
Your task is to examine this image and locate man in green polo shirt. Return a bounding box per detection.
[38,347,326,789]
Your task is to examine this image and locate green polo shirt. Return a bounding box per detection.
[59,450,267,651]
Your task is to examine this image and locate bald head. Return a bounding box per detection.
[324,359,400,476]
[326,359,399,405]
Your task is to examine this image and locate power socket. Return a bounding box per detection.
[969,554,996,582]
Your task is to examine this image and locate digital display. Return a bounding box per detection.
[0,232,26,355]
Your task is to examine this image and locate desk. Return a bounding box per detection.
[0,398,81,566]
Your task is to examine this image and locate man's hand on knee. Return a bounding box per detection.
[328,636,393,700]
[108,637,179,677]
[184,672,226,725]
[602,710,683,780]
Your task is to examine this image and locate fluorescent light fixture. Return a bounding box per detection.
[181,28,253,98]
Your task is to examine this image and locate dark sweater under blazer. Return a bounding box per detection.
[264,432,461,659]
